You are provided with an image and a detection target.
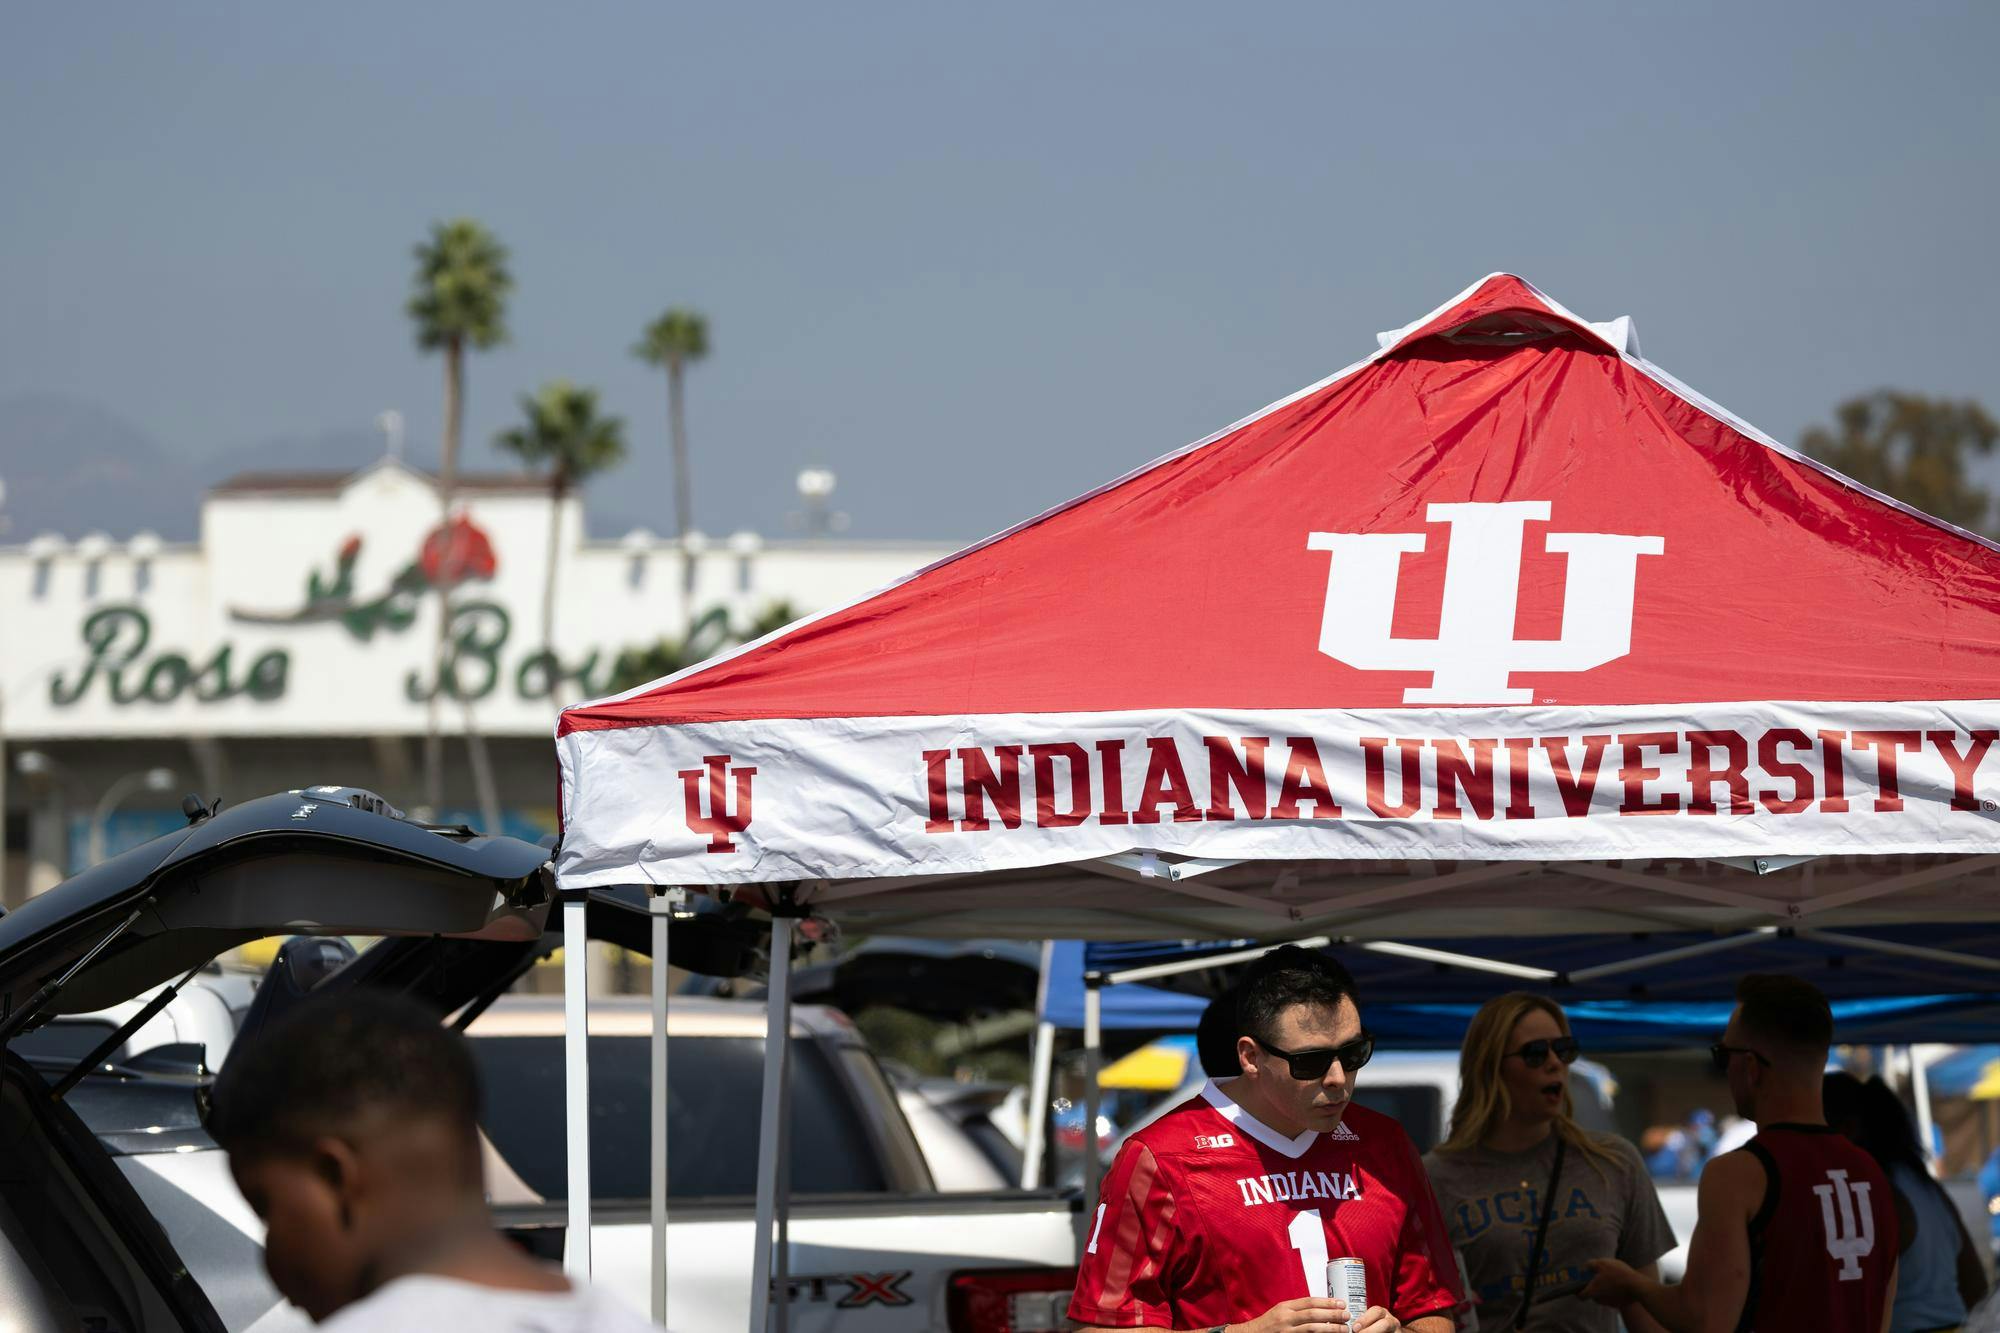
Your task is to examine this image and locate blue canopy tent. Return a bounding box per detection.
[1027,929,2000,1189]
[1042,943,2000,1045]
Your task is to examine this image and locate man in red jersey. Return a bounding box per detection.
[1070,947,1461,1333]
[1584,975,1897,1333]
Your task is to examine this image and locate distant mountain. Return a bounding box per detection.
[196,426,394,488]
[0,392,197,540]
[0,394,423,542]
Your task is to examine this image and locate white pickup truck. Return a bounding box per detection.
[8,793,1083,1333]
[461,993,1080,1331]
[43,984,1085,1333]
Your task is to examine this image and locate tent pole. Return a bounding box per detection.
[774,1019,794,1333]
[1912,1043,1943,1168]
[1021,939,1057,1188]
[561,894,592,1279]
[1083,971,1104,1224]
[749,916,794,1333]
[649,887,676,1325]
[1021,1021,1056,1188]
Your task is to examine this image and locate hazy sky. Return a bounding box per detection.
[4,3,1996,541]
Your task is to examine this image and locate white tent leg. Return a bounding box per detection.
[1913,1043,1944,1168]
[749,918,794,1333]
[1021,1019,1056,1188]
[562,896,592,1279]
[1021,939,1057,1189]
[1082,974,1104,1225]
[649,889,674,1325]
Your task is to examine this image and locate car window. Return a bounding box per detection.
[13,1020,118,1063]
[1351,1084,1445,1153]
[470,1034,889,1201]
[832,1046,933,1192]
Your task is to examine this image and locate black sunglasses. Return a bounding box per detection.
[1709,1042,1773,1075]
[1253,1032,1375,1081]
[1508,1036,1581,1067]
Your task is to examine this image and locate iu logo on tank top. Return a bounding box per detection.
[1741,1125,1894,1333]
[1813,1168,1877,1280]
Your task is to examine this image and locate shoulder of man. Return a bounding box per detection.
[1696,1145,1770,1222]
[1125,1089,1229,1162]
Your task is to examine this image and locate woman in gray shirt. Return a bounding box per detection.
[1424,995,1674,1333]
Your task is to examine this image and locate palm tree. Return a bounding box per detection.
[496,381,628,650]
[408,218,512,819]
[633,309,709,543]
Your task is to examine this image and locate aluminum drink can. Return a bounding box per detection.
[1327,1257,1368,1319]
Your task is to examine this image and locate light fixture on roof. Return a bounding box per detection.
[794,468,847,538]
[376,409,405,463]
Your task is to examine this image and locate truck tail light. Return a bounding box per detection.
[946,1267,1077,1333]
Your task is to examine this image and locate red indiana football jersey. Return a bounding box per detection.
[1069,1082,1463,1329]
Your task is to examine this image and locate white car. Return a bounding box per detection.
[7,794,1083,1332]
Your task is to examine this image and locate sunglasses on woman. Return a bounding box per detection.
[1507,1036,1582,1067]
[1253,1032,1375,1080]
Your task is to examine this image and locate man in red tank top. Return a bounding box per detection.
[1584,975,1898,1333]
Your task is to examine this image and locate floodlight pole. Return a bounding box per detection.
[561,892,592,1278]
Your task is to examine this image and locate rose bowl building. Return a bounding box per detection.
[0,459,953,903]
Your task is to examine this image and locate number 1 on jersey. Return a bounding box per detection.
[1287,1208,1329,1296]
[1087,1203,1107,1255]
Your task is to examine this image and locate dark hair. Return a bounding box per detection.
[1236,946,1359,1046]
[209,991,482,1163]
[1735,973,1832,1055]
[1824,1071,1929,1177]
[1196,987,1243,1078]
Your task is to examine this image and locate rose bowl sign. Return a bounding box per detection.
[0,460,951,741]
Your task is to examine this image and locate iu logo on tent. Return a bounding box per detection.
[1307,501,1664,703]
[1813,1168,1876,1280]
[679,754,756,853]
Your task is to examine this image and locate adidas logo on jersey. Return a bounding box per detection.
[1193,1134,1236,1150]
[1330,1122,1359,1141]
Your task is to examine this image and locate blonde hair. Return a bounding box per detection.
[1437,992,1614,1173]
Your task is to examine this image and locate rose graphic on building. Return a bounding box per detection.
[231,514,500,641]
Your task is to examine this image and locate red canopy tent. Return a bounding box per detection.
[551,275,2000,1327]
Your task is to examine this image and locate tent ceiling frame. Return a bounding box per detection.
[1567,863,1781,914]
[1564,928,1780,984]
[1105,936,1335,986]
[1077,855,1294,919]
[1355,939,1559,981]
[1293,861,1536,920]
[809,874,965,906]
[1786,855,2000,919]
[1795,926,2000,976]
